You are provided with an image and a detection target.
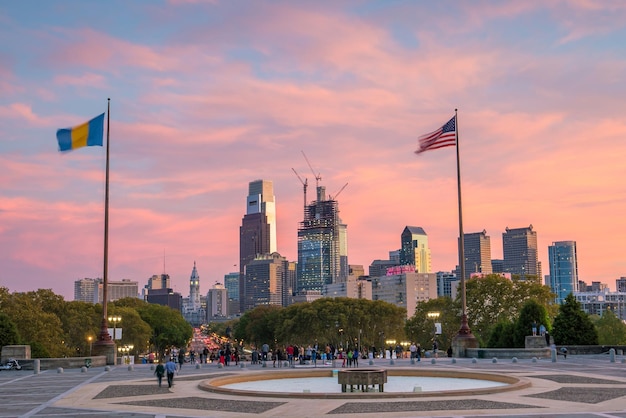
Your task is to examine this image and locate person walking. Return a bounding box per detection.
[154,363,165,387]
[165,357,177,388]
[178,350,185,370]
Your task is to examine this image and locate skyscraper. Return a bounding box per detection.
[463,230,492,278]
[399,226,431,273]
[502,225,540,278]
[548,241,578,304]
[243,252,285,310]
[297,186,345,293]
[239,179,277,312]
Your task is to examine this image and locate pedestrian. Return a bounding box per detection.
[539,324,546,336]
[203,346,209,364]
[560,347,568,359]
[178,349,185,370]
[262,343,269,362]
[532,321,537,336]
[409,342,417,359]
[154,362,165,387]
[165,357,177,388]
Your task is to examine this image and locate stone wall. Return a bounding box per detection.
[1,345,31,363]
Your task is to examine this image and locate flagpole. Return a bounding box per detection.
[452,109,477,354]
[94,98,115,363]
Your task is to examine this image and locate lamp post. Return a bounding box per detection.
[108,315,121,340]
[88,336,93,356]
[427,311,440,357]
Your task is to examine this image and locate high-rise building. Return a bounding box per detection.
[617,277,626,293]
[462,230,492,279]
[548,241,579,304]
[223,272,239,316]
[502,225,540,278]
[74,278,99,303]
[297,186,345,293]
[436,271,458,298]
[239,179,277,312]
[183,262,205,326]
[243,252,285,310]
[399,226,431,273]
[95,279,139,302]
[371,272,438,319]
[207,283,229,319]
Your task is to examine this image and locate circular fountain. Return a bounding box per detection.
[199,368,530,399]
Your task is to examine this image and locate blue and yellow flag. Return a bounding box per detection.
[56,113,105,152]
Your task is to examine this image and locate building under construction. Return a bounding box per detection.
[297,186,347,294]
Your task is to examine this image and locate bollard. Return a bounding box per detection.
[610,348,616,363]
[532,357,538,363]
[492,357,497,363]
[472,358,477,364]
[127,365,134,372]
[512,357,518,363]
[57,367,64,374]
[81,366,87,373]
[240,363,246,369]
[196,363,201,369]
[33,359,40,375]
[104,366,111,371]
[389,359,395,365]
[431,358,436,364]
[150,364,155,371]
[551,349,557,363]
[451,358,457,364]
[368,359,374,366]
[217,363,224,368]
[410,358,415,365]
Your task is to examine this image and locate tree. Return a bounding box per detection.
[513,299,550,347]
[0,312,21,347]
[552,293,598,345]
[487,320,515,348]
[463,274,555,345]
[593,309,626,345]
[405,297,458,351]
[136,302,193,357]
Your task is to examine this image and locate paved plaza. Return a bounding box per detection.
[2,354,626,417]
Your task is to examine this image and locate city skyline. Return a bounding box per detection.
[1,2,625,300]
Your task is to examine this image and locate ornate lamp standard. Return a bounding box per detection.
[427,311,440,357]
[108,315,121,340]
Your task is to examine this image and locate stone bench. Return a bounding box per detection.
[338,369,387,392]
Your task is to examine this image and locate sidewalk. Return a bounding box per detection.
[1,355,626,417]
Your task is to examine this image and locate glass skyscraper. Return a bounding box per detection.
[502,225,540,278]
[548,240,578,304]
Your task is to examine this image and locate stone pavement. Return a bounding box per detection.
[1,355,626,417]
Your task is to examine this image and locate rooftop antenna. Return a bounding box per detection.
[302,150,322,188]
[292,168,308,212]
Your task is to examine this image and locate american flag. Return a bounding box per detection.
[415,115,456,154]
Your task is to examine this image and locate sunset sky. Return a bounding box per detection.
[1,1,625,300]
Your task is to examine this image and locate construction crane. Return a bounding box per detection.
[302,150,322,188]
[291,168,308,211]
[329,182,348,201]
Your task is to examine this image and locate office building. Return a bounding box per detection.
[223,272,240,316]
[207,283,229,319]
[95,279,139,303]
[146,288,182,312]
[548,241,579,304]
[239,179,277,312]
[297,186,345,293]
[243,252,285,310]
[399,226,431,273]
[74,278,99,303]
[462,230,492,279]
[324,276,372,299]
[436,271,457,298]
[371,272,438,319]
[502,225,540,278]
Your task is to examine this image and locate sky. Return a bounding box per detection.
[1,0,626,300]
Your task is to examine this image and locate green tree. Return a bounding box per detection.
[487,320,515,348]
[463,274,555,345]
[0,312,21,347]
[136,303,192,357]
[513,299,550,347]
[552,293,598,345]
[593,309,626,345]
[405,297,458,351]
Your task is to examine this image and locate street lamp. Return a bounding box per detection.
[88,336,93,356]
[427,312,440,357]
[108,315,121,340]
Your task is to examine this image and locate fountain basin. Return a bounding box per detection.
[199,368,530,399]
